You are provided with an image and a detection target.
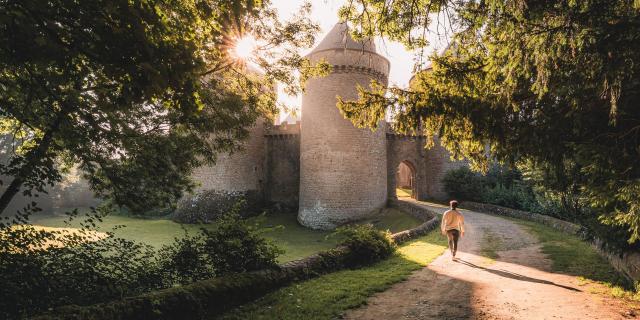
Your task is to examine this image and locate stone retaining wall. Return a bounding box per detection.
[462,201,640,283]
[461,201,581,234]
[389,200,439,243]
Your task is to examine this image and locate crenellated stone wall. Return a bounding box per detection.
[191,119,267,195]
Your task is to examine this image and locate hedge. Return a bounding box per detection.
[32,202,437,320]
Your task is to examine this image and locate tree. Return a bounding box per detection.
[0,0,327,217]
[337,1,640,241]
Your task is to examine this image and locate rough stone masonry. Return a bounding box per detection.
[191,22,465,230]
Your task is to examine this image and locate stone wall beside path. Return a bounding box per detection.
[388,199,439,244]
[461,200,640,284]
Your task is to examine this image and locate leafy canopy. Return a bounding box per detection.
[338,0,640,241]
[0,0,328,216]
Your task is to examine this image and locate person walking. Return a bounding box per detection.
[441,200,465,260]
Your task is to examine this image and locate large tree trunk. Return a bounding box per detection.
[0,125,57,216]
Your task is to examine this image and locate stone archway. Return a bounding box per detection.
[396,160,417,199]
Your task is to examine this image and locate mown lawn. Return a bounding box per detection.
[396,187,412,197]
[219,228,447,320]
[28,207,422,263]
[359,207,422,234]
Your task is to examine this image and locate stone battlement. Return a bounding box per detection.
[267,122,300,136]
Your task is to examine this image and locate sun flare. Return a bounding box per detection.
[233,36,257,60]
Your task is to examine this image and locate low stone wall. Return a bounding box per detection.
[592,238,640,284]
[461,201,581,234]
[462,201,640,283]
[389,199,440,243]
[172,190,263,223]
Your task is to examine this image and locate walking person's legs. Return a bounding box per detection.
[451,229,460,257]
[446,229,460,259]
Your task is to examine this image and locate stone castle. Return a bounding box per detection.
[192,23,464,230]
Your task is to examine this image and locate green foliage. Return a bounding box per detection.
[31,214,430,320]
[200,211,283,275]
[442,166,484,201]
[30,210,339,262]
[333,224,396,266]
[338,0,640,242]
[157,210,281,285]
[0,0,327,217]
[221,229,447,320]
[0,205,282,318]
[483,183,537,212]
[0,208,164,319]
[157,232,213,285]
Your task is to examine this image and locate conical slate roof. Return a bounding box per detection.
[310,22,376,53]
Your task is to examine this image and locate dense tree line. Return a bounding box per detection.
[0,0,328,219]
[338,0,640,242]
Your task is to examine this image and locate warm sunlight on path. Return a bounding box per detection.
[344,201,630,320]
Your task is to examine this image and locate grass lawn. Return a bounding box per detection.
[27,207,423,263]
[219,228,447,320]
[359,207,422,234]
[514,219,638,300]
[396,187,412,197]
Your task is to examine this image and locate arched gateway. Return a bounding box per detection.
[189,22,467,230]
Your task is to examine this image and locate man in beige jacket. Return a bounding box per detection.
[441,200,465,260]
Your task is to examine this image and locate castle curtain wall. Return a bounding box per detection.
[264,124,300,210]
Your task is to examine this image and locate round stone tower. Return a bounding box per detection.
[298,22,390,229]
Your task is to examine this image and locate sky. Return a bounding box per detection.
[270,0,451,122]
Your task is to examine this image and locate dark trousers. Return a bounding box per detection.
[446,229,460,255]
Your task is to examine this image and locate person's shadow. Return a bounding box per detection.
[455,259,581,292]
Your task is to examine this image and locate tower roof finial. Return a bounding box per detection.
[310,22,376,53]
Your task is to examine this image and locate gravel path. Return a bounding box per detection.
[343,201,633,320]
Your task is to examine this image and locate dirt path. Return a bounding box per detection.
[344,201,634,320]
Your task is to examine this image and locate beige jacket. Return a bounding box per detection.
[441,209,465,233]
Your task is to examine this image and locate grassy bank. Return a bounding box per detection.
[514,219,638,300]
[219,228,447,320]
[28,208,422,262]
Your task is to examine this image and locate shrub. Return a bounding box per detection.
[0,210,164,319]
[157,232,213,285]
[482,182,538,211]
[442,167,485,201]
[201,211,282,275]
[444,165,640,254]
[34,224,398,320]
[1,204,283,318]
[334,224,396,266]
